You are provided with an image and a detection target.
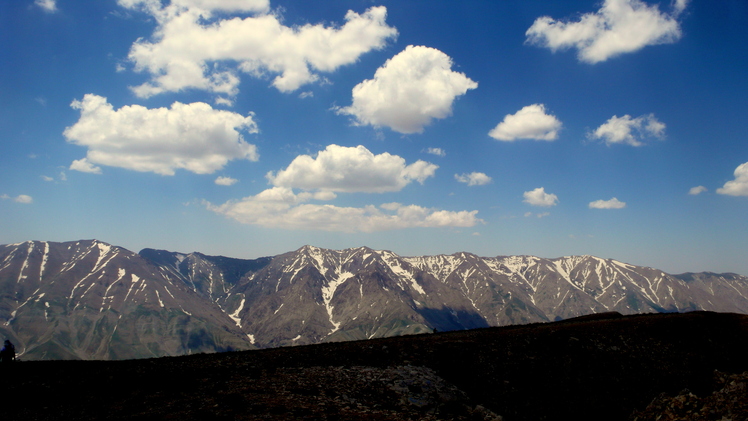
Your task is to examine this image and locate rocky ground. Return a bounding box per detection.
[631,370,748,421]
[5,311,748,421]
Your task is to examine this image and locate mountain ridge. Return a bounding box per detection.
[1,239,747,360]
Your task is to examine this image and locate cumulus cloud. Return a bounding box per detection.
[15,195,33,204]
[1,194,33,204]
[121,2,397,97]
[267,145,438,193]
[69,158,103,174]
[589,197,626,209]
[167,0,269,13]
[674,0,689,15]
[526,0,687,63]
[523,187,558,207]
[588,113,665,146]
[488,104,562,141]
[205,187,481,232]
[215,176,238,186]
[35,0,57,12]
[455,172,492,186]
[688,186,707,195]
[64,94,258,176]
[425,147,446,157]
[717,162,748,197]
[337,45,477,134]
[119,0,256,13]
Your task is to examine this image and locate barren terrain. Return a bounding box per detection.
[8,311,748,421]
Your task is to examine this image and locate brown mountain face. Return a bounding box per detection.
[0,240,253,360]
[1,240,748,360]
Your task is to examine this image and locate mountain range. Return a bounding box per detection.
[1,239,746,360]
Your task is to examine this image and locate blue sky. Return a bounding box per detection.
[2,0,748,275]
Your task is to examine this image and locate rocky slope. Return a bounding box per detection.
[0,240,252,359]
[1,240,748,359]
[221,246,748,349]
[631,370,748,421]
[5,312,748,421]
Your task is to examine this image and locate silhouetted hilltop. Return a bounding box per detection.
[7,311,748,420]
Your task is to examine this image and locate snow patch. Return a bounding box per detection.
[385,257,425,295]
[322,271,355,334]
[123,274,141,302]
[611,260,635,270]
[40,241,49,280]
[229,298,245,329]
[553,260,580,290]
[306,246,327,273]
[18,242,34,283]
[155,290,165,308]
[496,256,539,275]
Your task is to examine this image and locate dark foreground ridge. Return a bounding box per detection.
[8,311,748,421]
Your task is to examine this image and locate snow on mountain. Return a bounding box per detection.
[1,240,748,360]
[0,240,253,360]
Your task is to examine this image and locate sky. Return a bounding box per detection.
[2,0,747,275]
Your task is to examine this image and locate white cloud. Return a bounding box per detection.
[215,176,238,186]
[588,113,665,146]
[205,187,481,232]
[310,191,337,201]
[524,212,550,218]
[523,187,558,207]
[118,0,270,18]
[70,158,103,174]
[172,0,269,13]
[267,144,438,193]
[674,0,690,15]
[589,197,626,209]
[120,0,269,14]
[213,97,234,107]
[488,104,562,141]
[41,175,54,182]
[121,3,397,97]
[688,185,707,195]
[455,172,492,186]
[337,45,477,134]
[526,0,687,63]
[15,195,33,204]
[1,194,33,204]
[35,0,57,13]
[717,162,748,197]
[425,147,446,157]
[380,202,401,211]
[64,94,258,176]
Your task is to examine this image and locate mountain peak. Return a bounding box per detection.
[2,240,748,360]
